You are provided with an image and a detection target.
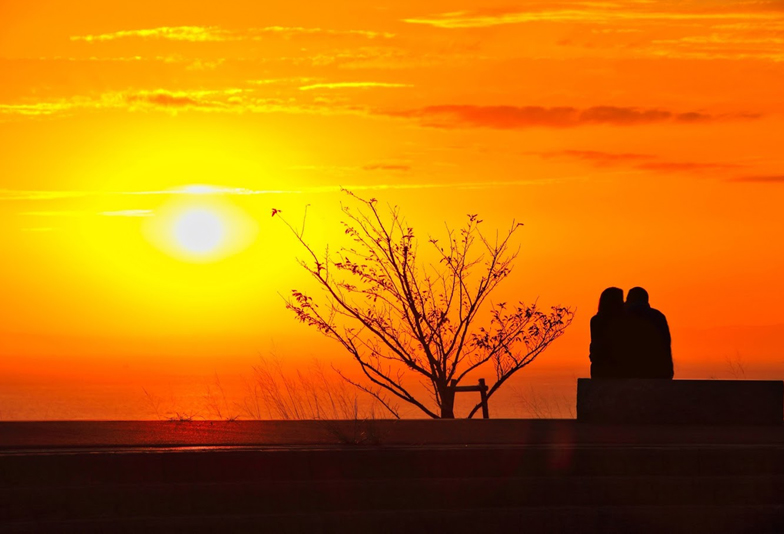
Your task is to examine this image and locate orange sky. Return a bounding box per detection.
[1,0,784,419]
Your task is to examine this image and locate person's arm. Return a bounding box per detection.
[589,316,601,363]
[658,312,674,378]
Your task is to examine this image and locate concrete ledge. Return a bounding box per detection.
[577,379,784,425]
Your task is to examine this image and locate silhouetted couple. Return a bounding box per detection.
[590,287,673,379]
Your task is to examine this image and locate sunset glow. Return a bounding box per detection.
[1,0,783,420]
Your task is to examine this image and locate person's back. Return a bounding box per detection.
[589,287,625,379]
[622,287,673,379]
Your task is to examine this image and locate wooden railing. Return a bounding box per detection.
[450,378,490,419]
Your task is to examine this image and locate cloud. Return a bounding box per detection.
[125,92,205,108]
[248,77,317,86]
[538,150,654,165]
[259,26,394,39]
[536,150,744,174]
[404,5,777,29]
[21,211,85,216]
[362,164,411,171]
[0,186,292,202]
[403,3,784,63]
[0,91,231,117]
[299,82,413,91]
[730,175,784,183]
[2,179,578,209]
[20,209,152,218]
[71,26,394,43]
[290,163,413,174]
[121,185,293,196]
[0,89,359,119]
[656,35,784,46]
[0,102,78,117]
[0,190,92,200]
[383,105,743,129]
[123,89,251,110]
[636,162,742,172]
[304,46,475,70]
[71,26,220,42]
[100,210,154,217]
[309,177,574,192]
[648,33,784,62]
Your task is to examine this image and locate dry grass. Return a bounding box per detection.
[240,357,392,445]
[240,357,387,421]
[203,374,239,421]
[142,357,392,443]
[515,386,575,419]
[726,351,747,379]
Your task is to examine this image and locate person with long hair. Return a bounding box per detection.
[589,287,625,378]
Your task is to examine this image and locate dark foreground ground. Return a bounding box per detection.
[2,420,784,533]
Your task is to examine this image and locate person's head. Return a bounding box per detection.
[598,287,624,315]
[626,287,650,307]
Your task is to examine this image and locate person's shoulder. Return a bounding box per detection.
[649,307,668,320]
[647,308,670,330]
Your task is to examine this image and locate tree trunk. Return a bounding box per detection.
[439,384,456,418]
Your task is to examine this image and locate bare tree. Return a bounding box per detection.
[276,191,574,418]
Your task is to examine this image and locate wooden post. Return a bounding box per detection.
[479,378,489,419]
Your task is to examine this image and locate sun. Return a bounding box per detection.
[142,186,259,262]
[173,208,225,255]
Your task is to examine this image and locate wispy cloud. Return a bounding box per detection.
[404,5,778,29]
[303,180,569,193]
[0,89,363,119]
[648,33,784,61]
[0,185,296,202]
[252,26,394,39]
[248,77,317,86]
[125,89,251,108]
[304,45,475,69]
[100,210,154,217]
[125,92,209,108]
[324,177,579,191]
[383,105,754,129]
[299,82,413,91]
[0,91,233,117]
[403,3,784,62]
[730,175,784,183]
[0,102,79,117]
[656,35,784,47]
[538,150,654,165]
[3,179,577,210]
[362,164,411,171]
[537,149,744,174]
[21,211,85,216]
[0,190,92,200]
[122,185,293,196]
[71,26,394,43]
[637,161,742,172]
[71,26,221,42]
[19,209,154,218]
